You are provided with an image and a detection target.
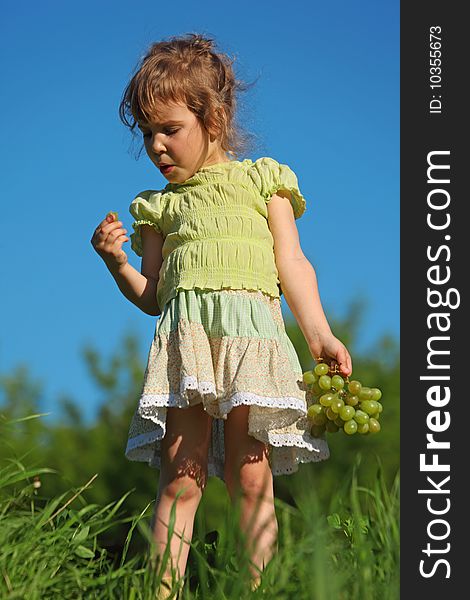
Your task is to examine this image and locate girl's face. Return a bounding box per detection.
[138,101,228,183]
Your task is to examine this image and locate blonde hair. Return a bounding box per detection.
[119,33,256,159]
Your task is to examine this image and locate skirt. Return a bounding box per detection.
[125,288,329,479]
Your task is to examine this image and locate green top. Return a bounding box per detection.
[129,156,307,311]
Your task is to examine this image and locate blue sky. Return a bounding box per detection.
[0,0,399,421]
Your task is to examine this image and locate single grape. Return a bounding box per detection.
[357,422,370,434]
[359,387,373,401]
[326,421,340,433]
[334,417,345,427]
[326,407,337,421]
[311,424,326,437]
[107,211,119,222]
[348,380,362,395]
[360,400,379,416]
[307,404,323,419]
[303,371,317,385]
[318,375,332,391]
[344,420,358,435]
[331,375,345,390]
[368,418,381,433]
[345,394,359,407]
[320,393,335,407]
[370,388,382,401]
[330,398,345,414]
[339,405,355,421]
[376,402,383,413]
[357,387,367,399]
[354,410,370,425]
[314,363,329,376]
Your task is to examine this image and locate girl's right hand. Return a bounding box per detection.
[308,333,352,378]
[90,213,129,270]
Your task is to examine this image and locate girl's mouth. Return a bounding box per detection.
[159,165,175,175]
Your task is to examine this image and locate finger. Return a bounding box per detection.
[93,219,116,240]
[115,235,130,244]
[109,228,128,242]
[95,213,123,235]
[98,213,118,229]
[101,220,123,231]
[109,234,130,250]
[101,223,126,239]
[337,349,352,376]
[94,222,105,237]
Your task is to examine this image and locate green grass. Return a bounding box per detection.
[0,454,399,599]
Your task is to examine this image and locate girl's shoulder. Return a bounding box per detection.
[246,156,297,188]
[246,157,307,220]
[129,189,166,218]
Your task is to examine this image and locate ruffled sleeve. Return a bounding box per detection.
[129,190,163,256]
[250,157,307,219]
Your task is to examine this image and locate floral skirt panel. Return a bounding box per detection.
[125,288,329,479]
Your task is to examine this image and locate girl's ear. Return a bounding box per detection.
[206,121,219,143]
[207,108,225,142]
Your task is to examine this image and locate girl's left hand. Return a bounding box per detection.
[308,334,352,377]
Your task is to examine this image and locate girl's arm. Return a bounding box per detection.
[92,218,163,316]
[267,191,352,376]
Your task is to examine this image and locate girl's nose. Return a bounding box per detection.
[151,134,166,154]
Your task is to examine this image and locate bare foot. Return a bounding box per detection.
[155,577,179,599]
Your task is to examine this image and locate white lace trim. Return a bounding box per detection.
[126,429,163,453]
[218,391,306,414]
[137,379,306,423]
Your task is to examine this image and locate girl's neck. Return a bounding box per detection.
[203,135,231,167]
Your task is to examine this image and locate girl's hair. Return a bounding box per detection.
[119,33,256,159]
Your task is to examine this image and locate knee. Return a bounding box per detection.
[159,474,204,505]
[225,461,273,503]
[240,470,273,502]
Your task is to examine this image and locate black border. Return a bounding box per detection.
[400,2,466,595]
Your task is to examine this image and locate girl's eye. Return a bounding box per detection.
[141,129,178,138]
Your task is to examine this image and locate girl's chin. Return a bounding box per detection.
[161,170,182,183]
[166,170,197,184]
[165,174,186,184]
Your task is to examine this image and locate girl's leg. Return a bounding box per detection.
[152,402,213,586]
[223,405,279,588]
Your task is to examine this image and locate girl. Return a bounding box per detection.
[91,33,352,597]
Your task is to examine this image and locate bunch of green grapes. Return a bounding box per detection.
[303,362,383,436]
